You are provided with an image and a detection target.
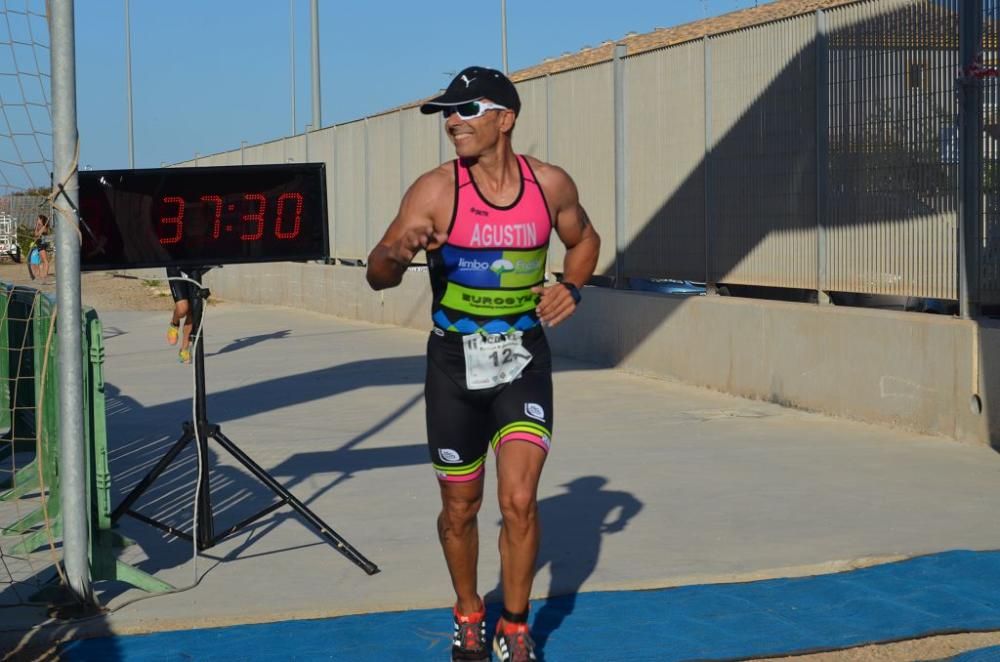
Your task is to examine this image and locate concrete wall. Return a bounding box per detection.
[203,262,431,331]
[203,262,996,447]
[548,286,993,447]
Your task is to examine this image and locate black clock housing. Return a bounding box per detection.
[79,163,329,271]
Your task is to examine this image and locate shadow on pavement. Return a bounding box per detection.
[207,329,291,356]
[483,475,644,655]
[99,380,427,599]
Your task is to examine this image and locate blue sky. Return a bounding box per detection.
[73,0,762,170]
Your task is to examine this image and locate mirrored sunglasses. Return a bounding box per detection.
[441,100,508,120]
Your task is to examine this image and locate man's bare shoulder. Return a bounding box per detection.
[398,162,455,231]
[523,155,576,201]
[408,162,455,198]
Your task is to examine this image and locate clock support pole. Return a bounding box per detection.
[111,268,379,575]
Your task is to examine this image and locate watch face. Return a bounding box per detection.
[79,163,329,271]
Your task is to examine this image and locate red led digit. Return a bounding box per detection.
[201,195,223,239]
[241,193,266,240]
[159,196,185,245]
[275,192,303,239]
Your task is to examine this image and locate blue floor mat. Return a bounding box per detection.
[61,549,1000,661]
[951,646,1000,661]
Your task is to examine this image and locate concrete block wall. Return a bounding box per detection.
[204,262,432,331]
[202,263,996,447]
[545,287,993,447]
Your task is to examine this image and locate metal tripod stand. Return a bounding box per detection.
[111,268,379,575]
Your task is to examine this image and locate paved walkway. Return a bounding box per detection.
[4,302,1000,659]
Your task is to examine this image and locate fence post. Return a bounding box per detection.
[50,0,93,606]
[816,9,831,304]
[439,108,448,166]
[958,0,984,318]
[544,73,554,285]
[399,110,406,203]
[330,124,337,263]
[364,117,371,262]
[613,43,627,288]
[704,37,715,293]
[545,74,552,162]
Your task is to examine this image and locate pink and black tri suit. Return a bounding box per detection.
[424,155,555,482]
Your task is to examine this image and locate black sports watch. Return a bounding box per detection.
[562,282,582,305]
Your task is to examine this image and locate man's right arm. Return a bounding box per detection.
[366,169,449,291]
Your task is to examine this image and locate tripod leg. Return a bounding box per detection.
[195,424,215,550]
[111,428,195,523]
[210,429,380,575]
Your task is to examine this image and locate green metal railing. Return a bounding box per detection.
[0,284,171,595]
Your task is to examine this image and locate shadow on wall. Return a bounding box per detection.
[572,3,993,442]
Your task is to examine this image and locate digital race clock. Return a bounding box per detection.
[79,163,328,271]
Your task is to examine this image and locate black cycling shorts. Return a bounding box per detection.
[424,326,553,483]
[167,267,195,303]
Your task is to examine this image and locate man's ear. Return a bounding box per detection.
[500,110,516,134]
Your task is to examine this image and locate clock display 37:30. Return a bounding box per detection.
[158,192,305,244]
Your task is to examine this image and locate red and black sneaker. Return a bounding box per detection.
[493,618,537,662]
[452,600,489,661]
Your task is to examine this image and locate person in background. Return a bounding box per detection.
[32,213,52,278]
[165,266,195,364]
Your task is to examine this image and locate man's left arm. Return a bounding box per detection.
[533,166,601,327]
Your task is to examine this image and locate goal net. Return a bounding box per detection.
[0,0,54,611]
[0,1,50,253]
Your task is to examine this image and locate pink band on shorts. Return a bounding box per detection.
[495,432,550,454]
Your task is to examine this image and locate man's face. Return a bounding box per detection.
[444,98,511,157]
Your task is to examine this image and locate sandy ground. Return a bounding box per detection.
[2,262,1000,662]
[759,633,1000,661]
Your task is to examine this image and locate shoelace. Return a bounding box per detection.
[499,626,536,662]
[459,620,483,650]
[512,632,535,662]
[454,612,485,652]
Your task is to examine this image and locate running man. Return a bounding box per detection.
[366,66,600,661]
[165,266,195,364]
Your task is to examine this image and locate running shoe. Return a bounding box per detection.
[493,619,536,662]
[178,348,191,364]
[451,600,488,661]
[167,323,180,345]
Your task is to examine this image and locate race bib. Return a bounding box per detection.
[462,331,533,390]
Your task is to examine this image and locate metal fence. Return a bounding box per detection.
[981,0,1000,303]
[1,287,171,608]
[827,0,959,300]
[182,0,995,305]
[0,195,48,233]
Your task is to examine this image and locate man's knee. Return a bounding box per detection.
[174,300,190,317]
[440,489,483,528]
[498,487,537,525]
